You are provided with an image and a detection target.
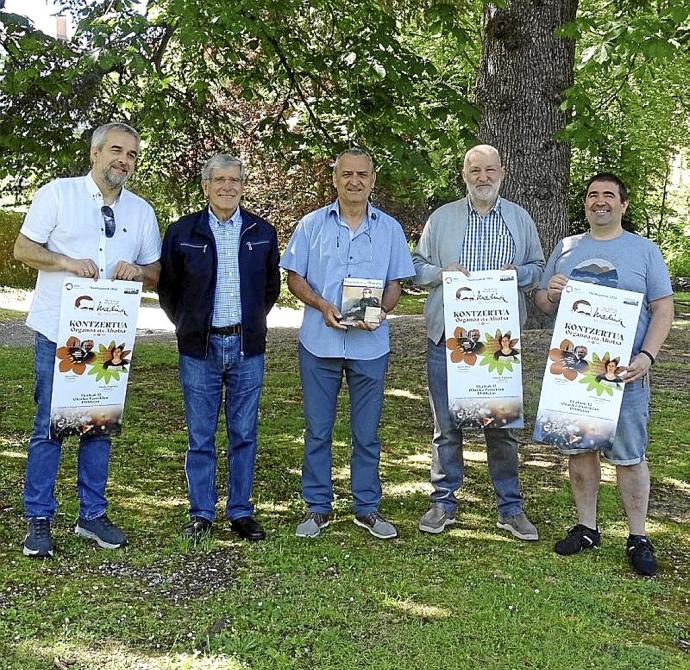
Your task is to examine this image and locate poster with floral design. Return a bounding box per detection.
[49,278,142,439]
[442,270,523,429]
[533,280,642,450]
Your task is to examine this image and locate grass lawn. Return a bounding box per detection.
[0,308,26,321]
[674,291,690,319]
[0,318,688,670]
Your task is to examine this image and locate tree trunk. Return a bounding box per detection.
[476,0,578,328]
[476,0,578,258]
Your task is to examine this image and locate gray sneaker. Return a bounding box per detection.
[295,512,330,538]
[418,504,457,534]
[354,511,398,540]
[497,511,539,541]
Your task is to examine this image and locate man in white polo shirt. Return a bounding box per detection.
[13,122,161,558]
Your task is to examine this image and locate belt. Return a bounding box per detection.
[209,324,242,336]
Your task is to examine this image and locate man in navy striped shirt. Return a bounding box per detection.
[412,145,544,540]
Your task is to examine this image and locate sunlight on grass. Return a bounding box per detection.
[449,528,513,542]
[464,449,488,462]
[396,452,430,465]
[14,639,247,670]
[601,462,616,483]
[118,494,188,510]
[0,449,26,459]
[387,481,430,496]
[523,459,558,468]
[332,465,350,481]
[256,501,292,513]
[383,598,453,620]
[384,388,424,401]
[661,477,690,493]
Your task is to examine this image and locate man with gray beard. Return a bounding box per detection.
[13,122,161,558]
[412,144,544,540]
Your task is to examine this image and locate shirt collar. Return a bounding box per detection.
[327,200,379,226]
[85,171,124,205]
[467,195,502,217]
[208,205,242,227]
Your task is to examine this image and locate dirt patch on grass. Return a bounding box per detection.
[87,549,243,606]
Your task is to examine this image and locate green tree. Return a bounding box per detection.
[0,0,475,234]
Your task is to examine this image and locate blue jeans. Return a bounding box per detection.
[298,344,387,516]
[427,339,523,516]
[179,334,264,521]
[24,332,111,520]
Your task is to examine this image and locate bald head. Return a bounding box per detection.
[463,144,502,170]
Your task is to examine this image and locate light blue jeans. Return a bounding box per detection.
[298,344,388,516]
[179,334,264,521]
[427,339,524,517]
[24,332,111,520]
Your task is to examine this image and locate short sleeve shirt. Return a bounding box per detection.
[539,231,672,353]
[280,201,415,360]
[20,173,161,341]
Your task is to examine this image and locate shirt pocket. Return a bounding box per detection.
[243,239,270,253]
[243,239,271,273]
[179,242,210,276]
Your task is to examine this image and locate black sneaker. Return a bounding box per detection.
[23,517,54,558]
[554,524,601,555]
[626,535,657,577]
[75,514,127,549]
[182,517,213,539]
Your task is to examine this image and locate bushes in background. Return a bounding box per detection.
[0,210,37,289]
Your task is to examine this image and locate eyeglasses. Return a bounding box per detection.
[211,176,243,186]
[101,206,116,238]
[336,227,373,265]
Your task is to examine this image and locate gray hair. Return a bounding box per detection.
[334,147,375,172]
[202,154,245,182]
[463,144,502,170]
[91,123,140,151]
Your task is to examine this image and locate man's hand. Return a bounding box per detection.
[546,273,568,304]
[112,261,143,282]
[500,263,517,272]
[619,353,652,383]
[351,309,386,332]
[436,261,469,282]
[320,302,347,330]
[65,257,99,280]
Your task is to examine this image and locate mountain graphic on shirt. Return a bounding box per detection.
[570,258,618,288]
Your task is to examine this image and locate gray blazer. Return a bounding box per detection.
[412,197,544,343]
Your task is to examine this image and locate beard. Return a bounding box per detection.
[467,180,501,205]
[102,165,129,190]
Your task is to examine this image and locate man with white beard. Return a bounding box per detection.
[412,144,544,539]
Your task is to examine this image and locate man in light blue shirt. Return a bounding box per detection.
[281,148,414,540]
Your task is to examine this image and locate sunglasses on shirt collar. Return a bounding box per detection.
[101,206,116,238]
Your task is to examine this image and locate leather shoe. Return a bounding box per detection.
[182,517,212,538]
[230,516,266,541]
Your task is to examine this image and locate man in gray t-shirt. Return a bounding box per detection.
[535,172,673,577]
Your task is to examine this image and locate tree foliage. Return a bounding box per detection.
[0,0,477,231]
[1,0,689,266]
[562,0,690,240]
